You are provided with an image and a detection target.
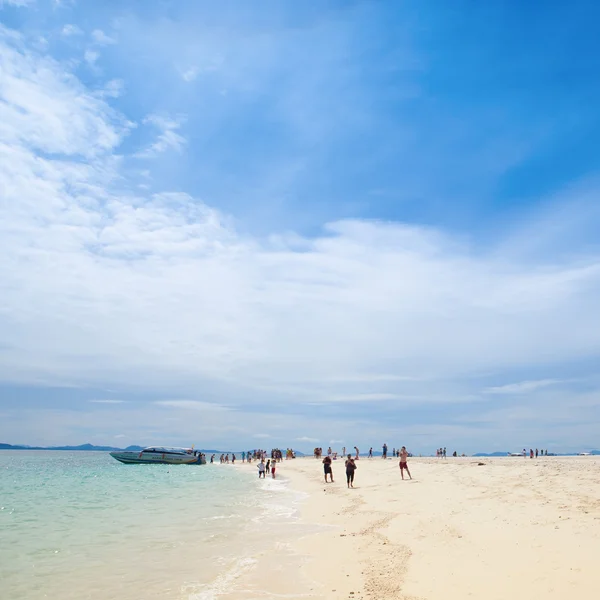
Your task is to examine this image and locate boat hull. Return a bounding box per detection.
[110,451,206,465]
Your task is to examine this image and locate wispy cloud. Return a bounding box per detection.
[180,66,199,82]
[296,436,318,443]
[89,399,125,404]
[253,433,270,439]
[134,114,186,157]
[91,29,116,45]
[327,393,404,403]
[2,0,35,7]
[154,400,230,411]
[98,78,124,98]
[84,49,99,67]
[61,24,82,37]
[483,380,563,395]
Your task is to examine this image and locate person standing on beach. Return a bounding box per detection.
[258,459,266,478]
[354,446,359,459]
[271,461,276,479]
[382,443,387,459]
[399,446,412,480]
[323,454,334,483]
[369,447,373,458]
[345,454,357,488]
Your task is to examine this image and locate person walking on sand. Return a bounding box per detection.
[399,446,412,480]
[271,460,276,479]
[354,446,359,459]
[345,454,357,488]
[369,447,373,458]
[323,454,334,483]
[258,459,266,478]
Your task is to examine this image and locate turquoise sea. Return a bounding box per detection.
[0,451,315,599]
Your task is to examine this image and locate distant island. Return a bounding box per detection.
[0,443,305,455]
[0,442,145,452]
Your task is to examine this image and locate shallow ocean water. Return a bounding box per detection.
[0,451,315,599]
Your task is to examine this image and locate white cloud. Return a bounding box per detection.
[253,433,271,439]
[61,24,83,37]
[181,66,199,82]
[134,114,186,157]
[99,78,124,98]
[327,393,405,403]
[0,28,128,155]
[296,436,318,443]
[154,400,230,411]
[483,380,563,395]
[1,0,35,7]
[89,399,125,404]
[91,29,116,45]
[84,49,99,66]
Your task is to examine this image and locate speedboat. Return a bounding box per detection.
[110,447,206,465]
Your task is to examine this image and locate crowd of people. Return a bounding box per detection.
[527,448,548,458]
[209,448,296,465]
[318,443,414,486]
[209,443,554,489]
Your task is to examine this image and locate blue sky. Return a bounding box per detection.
[1,0,600,453]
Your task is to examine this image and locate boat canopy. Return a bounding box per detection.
[142,447,191,454]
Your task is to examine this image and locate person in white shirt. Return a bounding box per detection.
[257,459,266,478]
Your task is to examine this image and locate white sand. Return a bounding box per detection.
[279,456,600,599]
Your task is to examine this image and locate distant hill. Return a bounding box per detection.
[0,443,143,452]
[0,443,307,456]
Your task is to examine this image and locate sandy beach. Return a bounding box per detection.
[277,456,600,600]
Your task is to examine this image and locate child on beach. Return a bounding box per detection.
[258,460,266,478]
[271,461,276,478]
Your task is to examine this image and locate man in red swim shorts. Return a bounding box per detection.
[399,446,412,480]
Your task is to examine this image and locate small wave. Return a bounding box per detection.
[187,556,257,599]
[201,514,241,521]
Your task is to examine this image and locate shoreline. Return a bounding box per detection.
[274,455,600,599]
